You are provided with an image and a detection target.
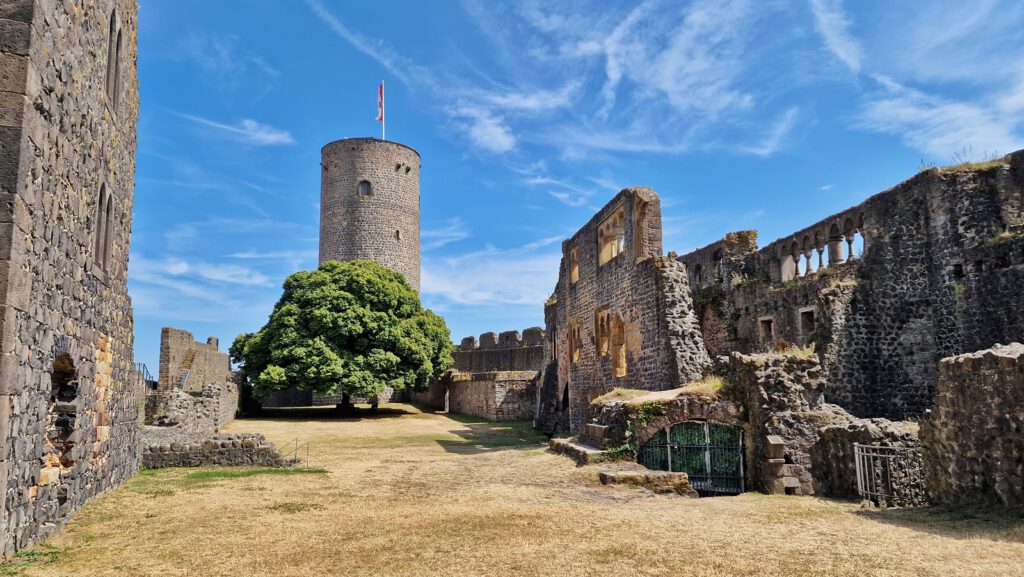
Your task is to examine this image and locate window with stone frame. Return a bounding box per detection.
[93,184,114,273]
[568,320,582,364]
[595,307,610,357]
[569,246,579,284]
[357,180,373,196]
[799,308,816,336]
[611,314,627,377]
[758,317,775,342]
[597,205,626,266]
[633,198,648,259]
[105,10,122,109]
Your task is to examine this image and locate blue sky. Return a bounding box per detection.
[130,0,1024,371]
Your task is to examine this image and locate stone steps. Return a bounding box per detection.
[548,438,605,465]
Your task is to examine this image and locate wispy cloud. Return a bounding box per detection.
[178,33,281,91]
[741,107,799,157]
[808,0,861,74]
[423,217,472,250]
[173,112,295,146]
[422,236,563,306]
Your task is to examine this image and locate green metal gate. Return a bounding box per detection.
[638,421,745,496]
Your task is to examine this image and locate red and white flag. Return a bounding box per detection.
[376,81,384,123]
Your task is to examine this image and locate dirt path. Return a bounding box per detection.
[14,405,1024,577]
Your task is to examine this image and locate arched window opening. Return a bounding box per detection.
[611,315,627,377]
[568,321,581,364]
[357,180,373,197]
[103,195,114,271]
[568,246,579,284]
[780,254,796,282]
[112,29,123,109]
[395,229,401,241]
[105,10,117,99]
[560,384,570,412]
[46,353,79,502]
[597,206,625,266]
[93,185,108,270]
[801,236,813,276]
[595,308,610,357]
[637,420,745,496]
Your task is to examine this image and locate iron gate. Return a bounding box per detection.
[638,421,745,496]
[854,443,927,507]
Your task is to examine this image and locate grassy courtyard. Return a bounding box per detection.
[8,404,1024,577]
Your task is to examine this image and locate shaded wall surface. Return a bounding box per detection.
[454,328,545,373]
[0,0,141,555]
[923,343,1024,506]
[680,154,1024,419]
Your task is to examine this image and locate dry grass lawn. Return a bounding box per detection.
[9,404,1024,577]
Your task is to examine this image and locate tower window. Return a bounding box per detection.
[395,230,401,241]
[357,180,373,196]
[94,184,114,274]
[105,10,122,110]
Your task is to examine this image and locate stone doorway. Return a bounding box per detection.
[638,420,745,496]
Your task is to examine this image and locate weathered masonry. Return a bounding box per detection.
[679,153,1024,419]
[454,328,545,373]
[319,138,421,292]
[537,188,710,435]
[0,0,140,554]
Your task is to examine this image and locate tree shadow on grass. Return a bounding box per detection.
[436,415,549,455]
[854,504,1024,543]
[246,405,419,423]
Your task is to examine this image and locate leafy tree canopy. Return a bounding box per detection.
[230,260,453,400]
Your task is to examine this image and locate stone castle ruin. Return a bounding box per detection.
[535,156,1023,504]
[0,0,141,554]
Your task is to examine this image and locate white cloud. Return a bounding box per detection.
[174,112,295,146]
[741,107,799,157]
[422,237,563,306]
[808,0,862,74]
[450,105,516,153]
[423,217,472,250]
[857,78,1022,160]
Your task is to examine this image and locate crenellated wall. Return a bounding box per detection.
[678,153,1024,419]
[453,327,545,373]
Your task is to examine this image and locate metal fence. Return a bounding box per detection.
[854,443,928,507]
[638,421,745,496]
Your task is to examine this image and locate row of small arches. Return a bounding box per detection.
[779,215,866,281]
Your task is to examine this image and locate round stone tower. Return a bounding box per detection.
[319,138,421,291]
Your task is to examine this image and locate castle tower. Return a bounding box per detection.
[319,138,421,291]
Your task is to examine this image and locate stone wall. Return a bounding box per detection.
[537,188,711,435]
[0,0,140,555]
[157,327,229,393]
[144,379,238,435]
[922,343,1024,506]
[141,431,286,469]
[319,138,421,291]
[678,154,1024,420]
[585,353,921,498]
[453,328,545,373]
[446,371,537,422]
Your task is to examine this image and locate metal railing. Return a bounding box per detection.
[854,443,927,507]
[279,439,311,468]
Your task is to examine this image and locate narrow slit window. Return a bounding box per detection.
[357,180,373,196]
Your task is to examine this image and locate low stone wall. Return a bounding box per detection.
[922,343,1024,506]
[448,371,538,421]
[141,430,287,469]
[145,379,238,435]
[454,328,546,373]
[811,419,921,499]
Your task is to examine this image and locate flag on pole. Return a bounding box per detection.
[376,81,385,140]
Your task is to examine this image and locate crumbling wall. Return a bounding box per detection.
[157,327,230,393]
[0,0,141,555]
[453,328,545,373]
[678,153,1024,420]
[539,188,711,435]
[922,343,1024,506]
[145,378,238,435]
[811,419,921,501]
[446,371,537,421]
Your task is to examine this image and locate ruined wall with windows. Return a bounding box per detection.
[536,188,711,435]
[0,0,140,555]
[678,153,1024,419]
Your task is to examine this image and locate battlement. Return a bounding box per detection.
[457,327,545,351]
[453,327,546,373]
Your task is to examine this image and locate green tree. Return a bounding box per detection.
[230,260,453,405]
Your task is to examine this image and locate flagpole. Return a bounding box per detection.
[381,80,386,141]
